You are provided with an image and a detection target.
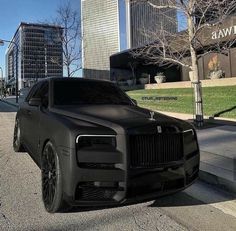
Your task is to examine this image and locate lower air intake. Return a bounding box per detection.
[75,183,117,201]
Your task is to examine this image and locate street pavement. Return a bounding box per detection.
[1,101,236,231]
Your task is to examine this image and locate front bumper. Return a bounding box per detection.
[58,131,200,207]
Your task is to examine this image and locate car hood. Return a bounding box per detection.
[50,105,191,134]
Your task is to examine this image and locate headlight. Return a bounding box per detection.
[183,129,199,158]
[183,129,194,136]
[76,135,116,149]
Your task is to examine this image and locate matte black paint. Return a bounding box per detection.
[15,77,200,207]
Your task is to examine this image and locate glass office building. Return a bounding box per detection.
[6,22,63,92]
[81,0,120,80]
[126,0,177,48]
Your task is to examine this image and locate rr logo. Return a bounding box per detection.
[157,126,162,133]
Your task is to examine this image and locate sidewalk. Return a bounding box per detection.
[1,97,236,193]
[198,126,236,193]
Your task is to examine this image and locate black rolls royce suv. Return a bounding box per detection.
[13,77,199,213]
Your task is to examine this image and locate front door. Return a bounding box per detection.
[23,82,49,163]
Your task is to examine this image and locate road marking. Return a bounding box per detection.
[185,181,236,218]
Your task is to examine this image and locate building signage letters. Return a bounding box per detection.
[212,25,236,40]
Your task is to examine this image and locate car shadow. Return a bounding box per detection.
[150,181,236,208]
[39,204,147,231]
[63,181,236,214]
[150,191,203,208]
[64,201,142,214]
[42,182,236,231]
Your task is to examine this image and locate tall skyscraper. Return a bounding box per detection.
[6,22,63,91]
[126,0,177,48]
[81,0,120,80]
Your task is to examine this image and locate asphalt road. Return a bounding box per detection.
[0,101,236,231]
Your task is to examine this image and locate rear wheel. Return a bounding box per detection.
[41,141,70,213]
[13,118,25,152]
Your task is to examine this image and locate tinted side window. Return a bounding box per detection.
[32,82,48,99]
[25,83,41,102]
[32,82,49,108]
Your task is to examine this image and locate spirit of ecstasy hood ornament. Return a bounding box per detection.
[149,111,156,121]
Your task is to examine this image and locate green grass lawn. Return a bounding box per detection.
[127,86,236,119]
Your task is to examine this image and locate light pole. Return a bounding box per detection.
[0,67,3,98]
[0,39,19,103]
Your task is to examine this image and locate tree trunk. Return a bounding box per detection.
[187,10,204,127]
[67,65,70,77]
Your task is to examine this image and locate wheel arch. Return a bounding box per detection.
[40,135,63,162]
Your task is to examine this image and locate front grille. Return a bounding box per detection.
[129,133,183,168]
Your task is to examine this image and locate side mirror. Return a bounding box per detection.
[29,98,42,107]
[131,99,137,105]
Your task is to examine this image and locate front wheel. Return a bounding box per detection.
[41,141,70,213]
[13,118,25,152]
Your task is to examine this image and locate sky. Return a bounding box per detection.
[0,0,81,76]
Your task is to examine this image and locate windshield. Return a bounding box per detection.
[53,80,133,106]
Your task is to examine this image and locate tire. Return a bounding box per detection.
[13,118,25,152]
[41,141,70,213]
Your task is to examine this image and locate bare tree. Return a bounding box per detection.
[52,1,82,77]
[131,0,236,126]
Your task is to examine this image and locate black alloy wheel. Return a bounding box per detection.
[13,118,25,152]
[41,141,69,213]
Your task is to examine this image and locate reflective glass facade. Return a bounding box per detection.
[126,0,177,48]
[6,23,63,90]
[81,0,120,80]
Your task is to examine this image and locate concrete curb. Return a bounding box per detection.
[199,169,236,194]
[208,116,236,124]
[0,99,19,108]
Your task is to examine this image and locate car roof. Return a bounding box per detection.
[45,77,112,84]
[28,77,114,92]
